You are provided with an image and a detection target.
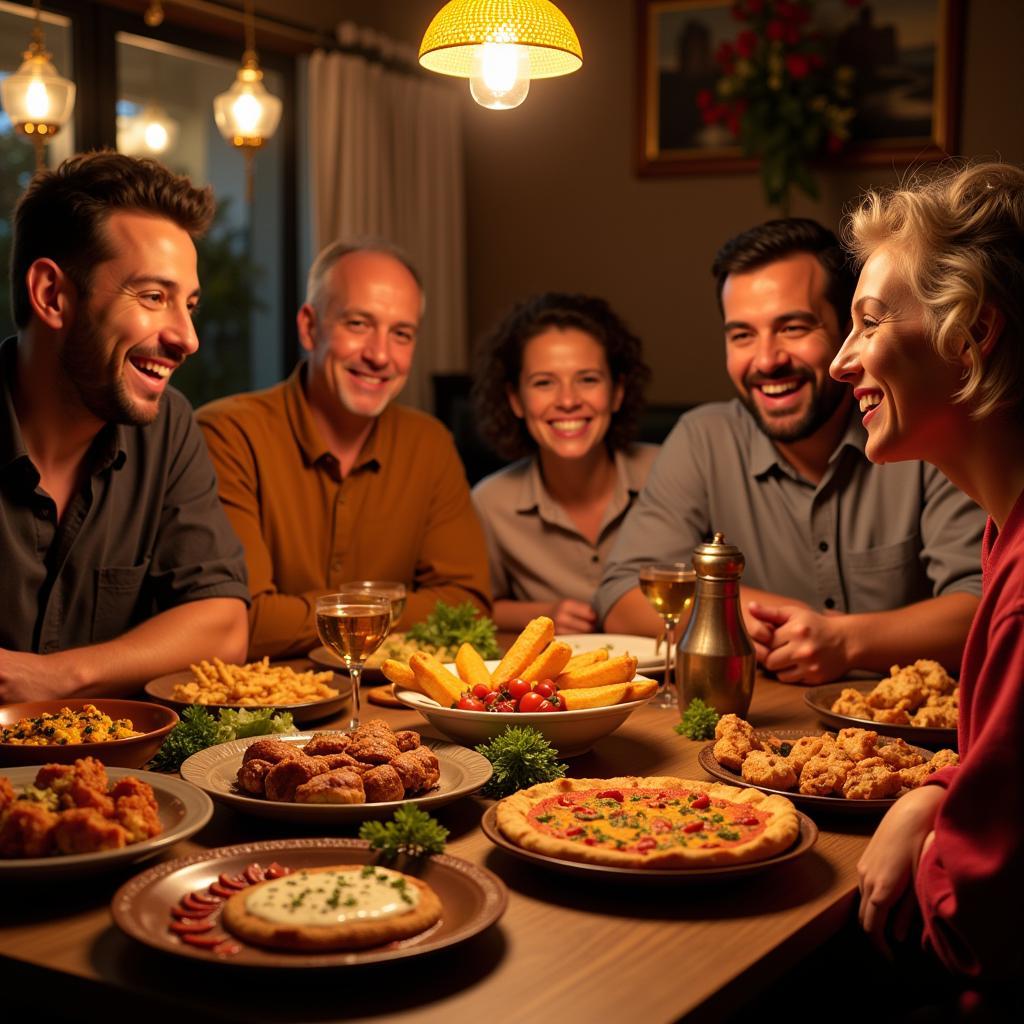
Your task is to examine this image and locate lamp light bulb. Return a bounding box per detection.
[469,43,530,110]
[231,91,263,135]
[25,78,50,120]
[142,120,169,153]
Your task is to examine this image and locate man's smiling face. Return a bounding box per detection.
[722,251,850,443]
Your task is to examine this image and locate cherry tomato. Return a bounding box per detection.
[537,699,560,712]
[518,691,547,713]
[548,693,566,711]
[483,691,500,707]
[507,678,532,701]
[494,699,517,713]
[458,694,486,711]
[471,683,491,700]
[534,680,557,699]
[691,793,710,810]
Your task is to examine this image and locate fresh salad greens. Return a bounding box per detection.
[674,698,720,740]
[476,725,567,798]
[407,600,499,659]
[359,804,449,859]
[148,705,295,771]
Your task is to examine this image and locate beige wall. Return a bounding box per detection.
[272,0,1024,404]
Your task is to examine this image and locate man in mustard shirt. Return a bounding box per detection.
[198,242,490,659]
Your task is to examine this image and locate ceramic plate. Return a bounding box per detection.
[804,680,957,749]
[0,766,213,879]
[698,729,936,816]
[111,838,507,967]
[557,633,662,674]
[479,804,817,883]
[180,733,492,823]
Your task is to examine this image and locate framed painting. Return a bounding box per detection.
[636,0,964,176]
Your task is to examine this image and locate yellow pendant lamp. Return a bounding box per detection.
[419,0,582,110]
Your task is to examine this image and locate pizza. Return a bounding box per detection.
[496,776,800,869]
[222,864,442,951]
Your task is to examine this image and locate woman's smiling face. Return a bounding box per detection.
[831,245,968,466]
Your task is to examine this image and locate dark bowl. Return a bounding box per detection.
[0,699,179,768]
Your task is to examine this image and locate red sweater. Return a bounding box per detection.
[915,492,1024,981]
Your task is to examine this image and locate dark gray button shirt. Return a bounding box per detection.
[596,400,985,622]
[0,337,250,653]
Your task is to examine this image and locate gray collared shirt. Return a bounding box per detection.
[0,336,249,654]
[472,444,659,607]
[596,400,984,622]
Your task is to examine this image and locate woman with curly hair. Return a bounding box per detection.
[831,162,1024,1008]
[471,293,654,633]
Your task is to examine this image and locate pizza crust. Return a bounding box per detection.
[496,776,799,869]
[222,865,442,951]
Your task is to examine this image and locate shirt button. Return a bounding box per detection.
[824,597,836,610]
[818,541,829,552]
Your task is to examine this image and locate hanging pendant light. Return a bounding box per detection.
[118,103,180,156]
[212,0,282,201]
[0,0,76,169]
[418,0,582,110]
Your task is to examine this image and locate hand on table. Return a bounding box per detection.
[0,647,78,702]
[747,602,849,684]
[856,786,944,957]
[550,599,598,634]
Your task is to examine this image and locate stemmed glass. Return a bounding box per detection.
[638,563,697,708]
[315,591,392,730]
[338,580,407,631]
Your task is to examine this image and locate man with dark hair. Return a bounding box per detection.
[197,241,489,660]
[598,218,984,682]
[0,151,249,701]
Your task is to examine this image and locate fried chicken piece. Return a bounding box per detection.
[348,735,401,765]
[33,763,76,794]
[866,672,925,712]
[830,688,875,720]
[799,750,854,796]
[872,707,912,725]
[0,800,59,857]
[715,713,758,743]
[316,752,364,772]
[740,751,798,790]
[110,776,159,814]
[353,718,394,736]
[875,737,925,770]
[301,732,352,757]
[242,739,301,766]
[35,756,109,797]
[0,776,15,814]
[115,793,163,842]
[712,715,760,771]
[785,735,824,772]
[54,807,130,853]
[362,764,406,802]
[293,768,365,804]
[390,746,440,793]
[264,756,330,802]
[393,730,421,752]
[62,778,115,817]
[928,749,959,772]
[836,727,880,762]
[898,748,960,789]
[912,659,955,697]
[237,758,273,796]
[912,702,958,728]
[842,757,903,800]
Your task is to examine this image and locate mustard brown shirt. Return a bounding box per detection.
[0,336,250,654]
[197,365,491,659]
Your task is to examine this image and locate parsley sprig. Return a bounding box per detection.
[407,601,499,659]
[359,805,449,859]
[674,698,720,741]
[476,725,567,798]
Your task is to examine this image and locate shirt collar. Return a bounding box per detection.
[748,403,865,479]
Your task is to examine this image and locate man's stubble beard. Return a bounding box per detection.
[740,375,849,444]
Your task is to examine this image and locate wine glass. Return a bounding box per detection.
[338,580,407,630]
[315,592,392,730]
[638,563,697,708]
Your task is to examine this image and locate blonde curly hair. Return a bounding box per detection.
[844,162,1024,419]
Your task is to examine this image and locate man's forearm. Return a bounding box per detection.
[839,592,978,675]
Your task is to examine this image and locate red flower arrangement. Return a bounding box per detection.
[697,0,856,210]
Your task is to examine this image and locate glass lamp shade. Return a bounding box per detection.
[0,51,76,137]
[213,61,282,148]
[419,0,582,80]
[117,104,179,156]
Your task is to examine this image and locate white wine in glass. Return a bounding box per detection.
[315,593,392,730]
[338,580,407,629]
[638,563,697,708]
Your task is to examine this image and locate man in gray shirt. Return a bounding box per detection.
[598,219,984,683]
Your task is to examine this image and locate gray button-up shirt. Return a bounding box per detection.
[596,400,984,622]
[0,336,250,654]
[473,444,658,608]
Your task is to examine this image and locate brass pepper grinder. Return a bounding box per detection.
[676,532,755,717]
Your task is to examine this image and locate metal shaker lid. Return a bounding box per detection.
[692,532,746,580]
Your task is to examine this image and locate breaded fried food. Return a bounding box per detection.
[836,727,880,762]
[409,652,465,707]
[242,739,301,766]
[554,654,638,690]
[391,746,440,793]
[715,714,758,744]
[558,683,628,710]
[928,749,960,772]
[0,800,59,857]
[562,649,609,673]
[294,768,365,804]
[53,807,129,854]
[63,778,115,817]
[393,730,421,752]
[520,641,573,684]
[830,687,875,720]
[381,659,417,691]
[302,732,352,757]
[0,775,15,814]
[799,751,854,796]
[264,756,330,802]
[361,764,405,802]
[900,748,959,788]
[784,735,823,772]
[712,714,760,771]
[898,762,932,789]
[912,658,955,697]
[868,669,927,711]
[115,793,163,843]
[842,757,903,800]
[347,733,401,765]
[741,751,798,790]
[455,642,492,690]
[35,756,109,797]
[875,737,925,770]
[872,707,912,725]
[912,702,958,728]
[237,758,273,795]
[491,616,555,689]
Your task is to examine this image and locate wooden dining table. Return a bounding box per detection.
[0,674,875,1023]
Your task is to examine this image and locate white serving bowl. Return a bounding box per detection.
[393,662,655,757]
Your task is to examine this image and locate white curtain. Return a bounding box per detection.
[306,35,467,411]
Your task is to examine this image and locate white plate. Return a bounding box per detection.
[557,633,663,674]
[0,766,213,879]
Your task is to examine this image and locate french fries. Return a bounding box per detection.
[381,659,417,692]
[409,652,465,707]
[555,654,638,690]
[558,683,629,710]
[455,643,491,690]
[562,648,609,673]
[490,616,554,689]
[520,640,573,684]
[625,679,659,702]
